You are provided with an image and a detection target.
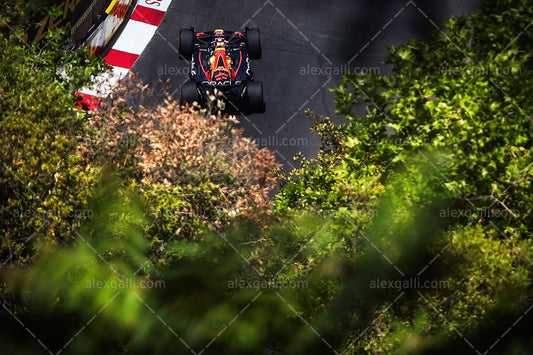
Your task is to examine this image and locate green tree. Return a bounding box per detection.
[275,0,532,352]
[0,11,107,266]
[2,0,533,353]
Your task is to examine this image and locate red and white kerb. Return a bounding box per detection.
[77,0,172,110]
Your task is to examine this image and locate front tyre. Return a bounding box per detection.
[246,81,265,113]
[179,28,195,60]
[245,28,262,59]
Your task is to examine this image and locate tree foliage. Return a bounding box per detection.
[0,14,106,266]
[1,0,533,353]
[275,0,532,352]
[78,78,280,268]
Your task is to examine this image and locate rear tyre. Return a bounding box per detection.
[179,28,194,60]
[180,82,199,105]
[245,28,262,59]
[246,81,265,113]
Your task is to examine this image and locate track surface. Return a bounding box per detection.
[132,0,479,169]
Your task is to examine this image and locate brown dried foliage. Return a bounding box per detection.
[78,77,280,233]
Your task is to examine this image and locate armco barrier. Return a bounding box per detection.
[71,0,109,44]
[85,0,135,55]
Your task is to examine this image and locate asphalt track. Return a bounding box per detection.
[131,0,480,169]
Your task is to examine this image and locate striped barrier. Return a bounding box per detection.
[77,0,172,110]
[71,0,109,44]
[85,0,134,55]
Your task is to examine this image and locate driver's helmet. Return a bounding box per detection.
[214,29,226,49]
[215,38,225,49]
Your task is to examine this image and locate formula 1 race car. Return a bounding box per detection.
[178,27,265,113]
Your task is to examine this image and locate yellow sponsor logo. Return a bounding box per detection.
[25,0,84,43]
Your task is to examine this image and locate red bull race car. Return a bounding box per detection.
[178,27,265,113]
